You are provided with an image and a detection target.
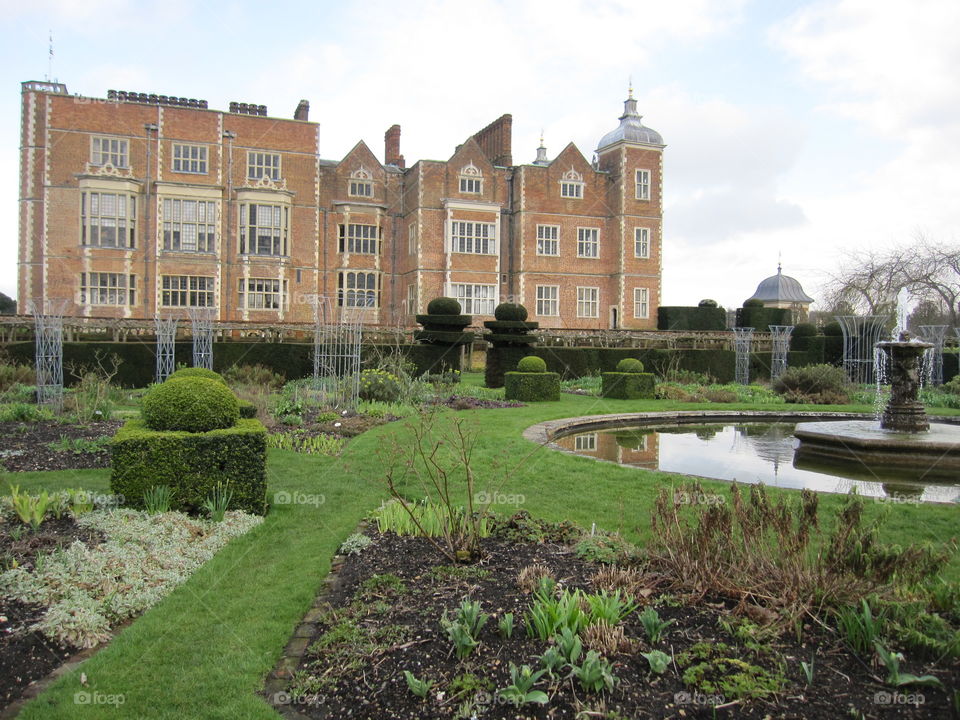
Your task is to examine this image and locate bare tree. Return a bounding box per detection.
[823,237,959,327]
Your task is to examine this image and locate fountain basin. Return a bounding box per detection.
[794,420,960,473]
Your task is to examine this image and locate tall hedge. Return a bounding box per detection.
[736,306,793,329]
[657,306,727,331]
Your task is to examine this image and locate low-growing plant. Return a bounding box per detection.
[498,612,515,639]
[800,656,815,685]
[638,606,674,644]
[142,485,174,514]
[48,435,109,454]
[571,650,617,693]
[0,403,55,423]
[403,670,434,699]
[443,617,480,659]
[66,488,95,516]
[553,626,583,664]
[267,432,344,455]
[643,649,672,674]
[517,564,555,594]
[581,621,632,656]
[8,485,51,529]
[772,363,851,404]
[0,361,35,391]
[539,645,566,679]
[497,663,548,707]
[339,533,373,556]
[584,590,640,625]
[202,482,232,522]
[359,368,402,403]
[222,364,286,391]
[454,598,489,639]
[874,641,942,688]
[525,588,589,641]
[836,599,879,656]
[574,534,633,564]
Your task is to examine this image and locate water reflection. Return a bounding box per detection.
[555,422,960,504]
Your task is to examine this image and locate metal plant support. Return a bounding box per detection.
[29,298,67,410]
[310,295,364,410]
[919,325,947,386]
[733,327,754,385]
[155,315,178,383]
[837,315,888,385]
[188,308,214,370]
[769,325,794,381]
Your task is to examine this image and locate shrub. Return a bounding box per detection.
[168,367,228,385]
[110,418,268,515]
[517,356,547,373]
[615,357,644,373]
[698,299,718,308]
[0,403,54,422]
[772,364,851,404]
[0,362,35,392]
[141,377,240,432]
[504,372,560,402]
[222,363,285,390]
[943,375,960,396]
[427,297,462,315]
[743,298,764,308]
[358,369,402,403]
[238,399,257,418]
[601,372,656,400]
[823,321,842,336]
[494,303,528,322]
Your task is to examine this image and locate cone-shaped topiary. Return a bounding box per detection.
[615,358,644,373]
[517,355,547,373]
[427,297,462,315]
[142,376,240,433]
[168,367,227,385]
[495,303,528,322]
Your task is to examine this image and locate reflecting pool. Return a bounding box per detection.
[554,421,960,504]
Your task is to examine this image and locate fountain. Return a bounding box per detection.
[793,329,960,474]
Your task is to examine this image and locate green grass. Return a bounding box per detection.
[3,372,958,718]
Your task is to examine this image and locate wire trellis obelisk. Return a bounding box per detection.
[769,325,794,381]
[188,308,214,370]
[310,295,364,411]
[837,315,888,385]
[919,325,948,386]
[733,327,754,385]
[155,315,178,383]
[29,298,67,410]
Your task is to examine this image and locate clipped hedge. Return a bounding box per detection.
[504,371,560,402]
[141,377,240,433]
[736,306,792,329]
[238,399,257,419]
[110,418,268,515]
[168,367,227,384]
[657,306,727,331]
[601,372,656,400]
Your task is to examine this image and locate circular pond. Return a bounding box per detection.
[539,414,960,504]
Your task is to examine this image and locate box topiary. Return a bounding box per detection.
[504,371,560,402]
[600,372,656,399]
[142,377,240,433]
[517,355,547,373]
[616,357,644,373]
[427,296,462,315]
[495,303,528,321]
[238,399,257,419]
[167,367,228,384]
[110,418,267,515]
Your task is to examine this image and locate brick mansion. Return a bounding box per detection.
[18,81,664,329]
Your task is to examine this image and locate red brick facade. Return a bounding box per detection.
[18,81,663,329]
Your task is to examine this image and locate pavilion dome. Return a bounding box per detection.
[597,94,663,151]
[747,266,814,304]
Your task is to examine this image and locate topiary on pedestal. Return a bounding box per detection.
[601,356,656,400]
[413,297,474,375]
[505,355,560,402]
[484,303,541,387]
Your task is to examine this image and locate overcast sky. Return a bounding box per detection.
[1,0,958,313]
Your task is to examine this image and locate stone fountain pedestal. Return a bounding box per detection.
[878,334,932,433]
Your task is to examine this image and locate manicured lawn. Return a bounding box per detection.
[7,377,959,718]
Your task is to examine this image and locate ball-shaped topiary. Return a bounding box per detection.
[615,358,645,373]
[167,367,227,385]
[698,299,718,308]
[822,321,843,337]
[427,297,462,315]
[142,377,240,433]
[516,355,547,373]
[494,303,528,322]
[743,298,764,308]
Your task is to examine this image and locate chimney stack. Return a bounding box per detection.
[385,124,404,168]
[294,99,310,121]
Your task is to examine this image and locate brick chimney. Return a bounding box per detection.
[294,99,310,121]
[472,114,513,167]
[385,124,404,168]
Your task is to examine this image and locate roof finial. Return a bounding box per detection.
[628,77,634,100]
[539,128,544,147]
[777,250,782,274]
